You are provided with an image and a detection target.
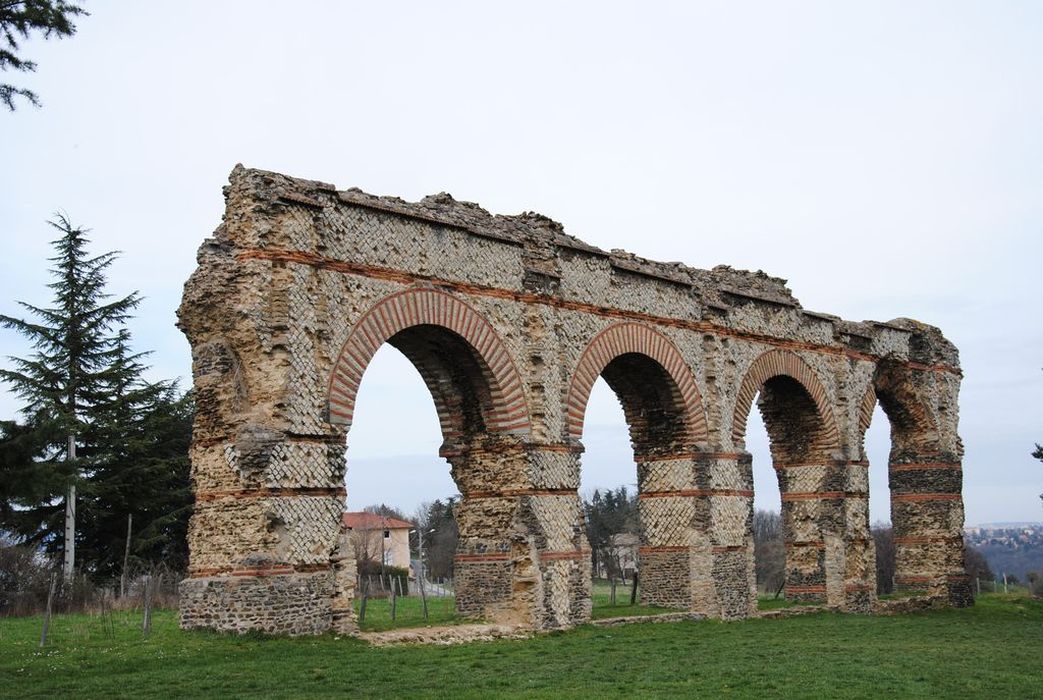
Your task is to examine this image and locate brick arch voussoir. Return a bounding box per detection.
[327,288,530,435]
[566,322,708,444]
[857,384,877,442]
[872,365,939,435]
[870,363,942,460]
[730,349,840,452]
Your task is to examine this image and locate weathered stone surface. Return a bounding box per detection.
[177,166,969,635]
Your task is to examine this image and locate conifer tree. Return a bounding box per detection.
[0,214,140,579]
[1,1,87,110]
[77,332,192,578]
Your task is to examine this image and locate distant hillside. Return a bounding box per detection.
[965,524,1043,581]
[975,546,1043,582]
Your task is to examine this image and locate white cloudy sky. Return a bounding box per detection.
[2,2,1040,525]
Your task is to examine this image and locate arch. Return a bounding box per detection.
[566,322,708,444]
[871,360,940,460]
[731,349,839,452]
[857,384,877,442]
[855,371,938,454]
[327,288,530,436]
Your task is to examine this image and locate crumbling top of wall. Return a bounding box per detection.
[193,165,960,373]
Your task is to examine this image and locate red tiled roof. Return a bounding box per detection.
[342,512,414,530]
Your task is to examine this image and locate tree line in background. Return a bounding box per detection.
[584,486,638,580]
[0,216,192,614]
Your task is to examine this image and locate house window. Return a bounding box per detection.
[383,529,390,539]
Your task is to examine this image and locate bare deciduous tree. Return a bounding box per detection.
[872,523,895,595]
[753,509,784,595]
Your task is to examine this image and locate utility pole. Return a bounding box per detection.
[417,526,424,577]
[121,513,133,597]
[63,434,76,581]
[380,515,387,578]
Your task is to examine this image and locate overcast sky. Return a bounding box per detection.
[2,1,1040,525]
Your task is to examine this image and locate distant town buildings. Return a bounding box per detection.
[964,524,1043,581]
[964,524,1043,550]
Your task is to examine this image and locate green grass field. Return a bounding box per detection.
[356,581,680,629]
[1,593,1040,699]
[590,579,680,619]
[354,593,463,632]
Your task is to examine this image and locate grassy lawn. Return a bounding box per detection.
[1,593,1040,698]
[591,579,681,619]
[354,594,463,632]
[756,596,823,611]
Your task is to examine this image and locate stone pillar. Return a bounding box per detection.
[775,461,850,606]
[448,437,591,629]
[178,427,346,635]
[448,439,527,623]
[706,452,756,619]
[839,460,876,612]
[522,444,591,628]
[635,451,723,612]
[890,457,970,605]
[330,532,359,634]
[875,326,970,607]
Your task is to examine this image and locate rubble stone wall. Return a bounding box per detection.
[177,166,969,635]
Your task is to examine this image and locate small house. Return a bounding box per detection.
[342,512,414,573]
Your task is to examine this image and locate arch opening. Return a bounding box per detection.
[600,352,690,458]
[862,403,893,595]
[578,353,694,615]
[857,363,968,604]
[569,323,709,616]
[385,324,499,451]
[345,342,449,512]
[341,325,510,630]
[754,376,834,605]
[734,350,841,608]
[758,375,833,466]
[327,290,534,630]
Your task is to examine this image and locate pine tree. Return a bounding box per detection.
[0,214,140,579]
[1,1,87,110]
[0,417,58,529]
[76,333,193,579]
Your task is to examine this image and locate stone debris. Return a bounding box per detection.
[360,623,532,647]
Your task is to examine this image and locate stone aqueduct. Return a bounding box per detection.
[178,166,970,635]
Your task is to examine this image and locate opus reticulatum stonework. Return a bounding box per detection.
[177,166,970,635]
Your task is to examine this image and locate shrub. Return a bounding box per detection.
[357,560,410,596]
[0,544,53,616]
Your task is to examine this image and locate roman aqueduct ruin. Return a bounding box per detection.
[177,166,970,635]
